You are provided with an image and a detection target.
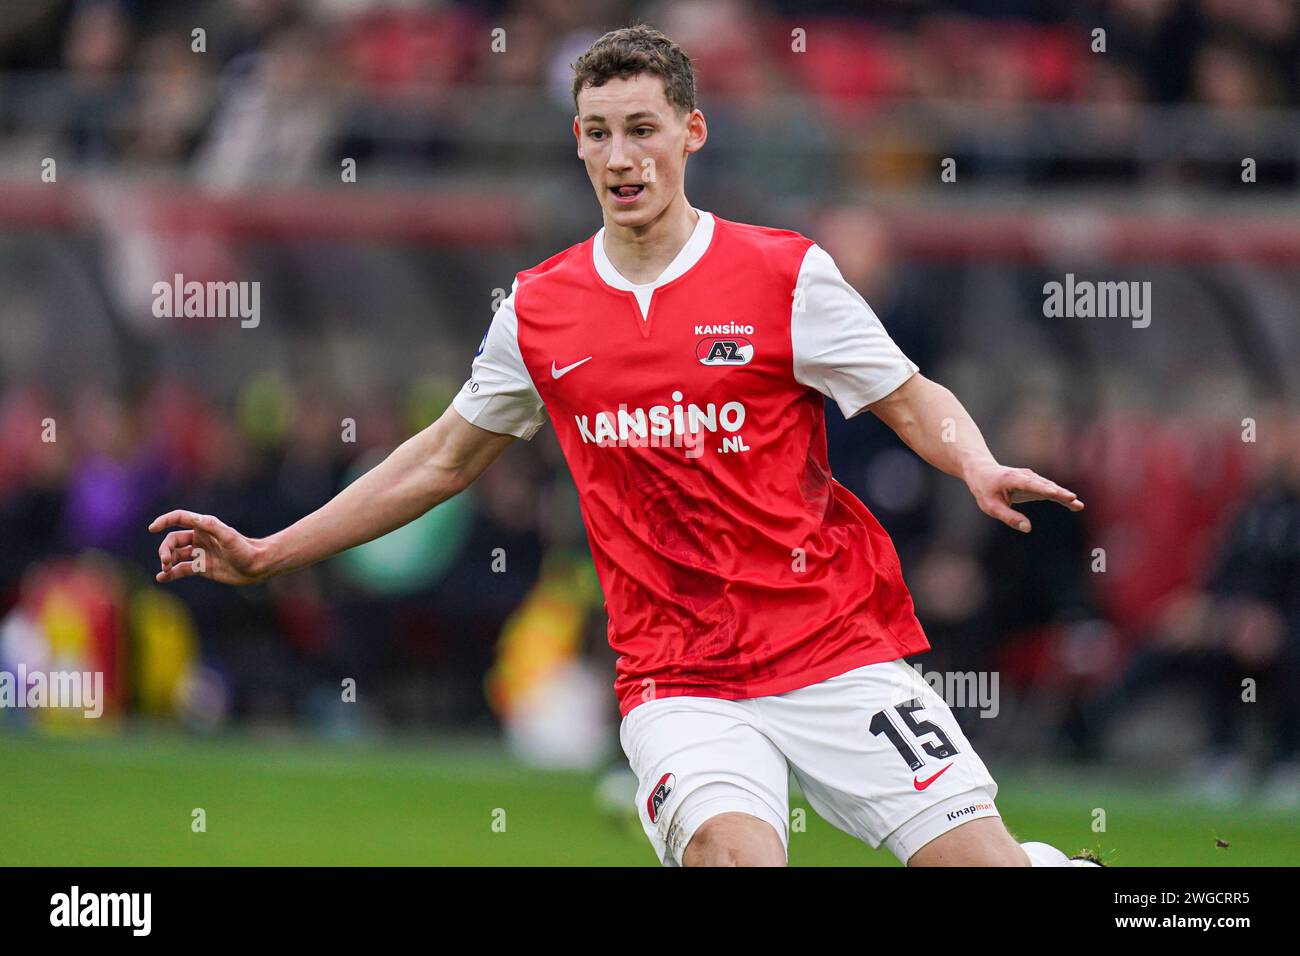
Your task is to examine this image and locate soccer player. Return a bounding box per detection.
[150,25,1094,867]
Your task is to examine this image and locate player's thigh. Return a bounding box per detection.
[759,658,1004,864]
[905,815,1029,867]
[619,695,790,867]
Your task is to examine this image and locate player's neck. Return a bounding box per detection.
[600,196,699,285]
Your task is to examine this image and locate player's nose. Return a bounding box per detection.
[606,134,633,170]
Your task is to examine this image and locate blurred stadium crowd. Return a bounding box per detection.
[1,0,1298,188]
[0,0,1298,805]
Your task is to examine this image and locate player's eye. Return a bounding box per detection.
[633,126,654,137]
[586,128,607,140]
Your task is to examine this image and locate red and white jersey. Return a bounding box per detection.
[453,209,929,716]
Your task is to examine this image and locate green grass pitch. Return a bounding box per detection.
[1,731,1295,866]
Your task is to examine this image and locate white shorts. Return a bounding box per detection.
[619,658,1001,866]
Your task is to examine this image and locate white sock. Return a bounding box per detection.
[1020,841,1071,866]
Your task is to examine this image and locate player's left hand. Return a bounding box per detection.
[964,462,1084,533]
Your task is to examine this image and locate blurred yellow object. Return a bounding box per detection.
[35,590,94,732]
[237,370,296,450]
[485,549,602,720]
[130,587,200,718]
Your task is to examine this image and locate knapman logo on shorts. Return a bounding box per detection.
[946,801,994,822]
[647,772,676,824]
[696,337,753,366]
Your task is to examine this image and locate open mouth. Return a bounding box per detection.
[609,183,645,204]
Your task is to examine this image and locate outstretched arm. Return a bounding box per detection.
[865,372,1084,533]
[149,406,516,584]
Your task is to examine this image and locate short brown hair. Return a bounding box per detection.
[571,25,696,115]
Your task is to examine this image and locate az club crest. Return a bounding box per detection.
[647,772,676,824]
[696,337,753,366]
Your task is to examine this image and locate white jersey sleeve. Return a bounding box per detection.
[451,280,548,439]
[791,243,919,419]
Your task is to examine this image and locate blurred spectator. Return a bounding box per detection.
[196,23,343,188]
[1068,405,1300,804]
[61,0,132,163]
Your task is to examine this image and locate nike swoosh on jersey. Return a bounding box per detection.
[913,763,953,791]
[551,356,593,378]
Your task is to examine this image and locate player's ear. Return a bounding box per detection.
[684,108,707,155]
[573,115,583,159]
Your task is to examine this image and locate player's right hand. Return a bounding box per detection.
[148,511,268,585]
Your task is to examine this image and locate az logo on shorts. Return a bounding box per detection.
[647,772,676,824]
[696,337,753,366]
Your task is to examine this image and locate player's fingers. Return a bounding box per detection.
[1010,474,1084,509]
[150,510,238,548]
[1028,470,1077,497]
[158,530,195,567]
[155,560,201,584]
[1010,484,1083,508]
[159,533,202,570]
[149,510,205,533]
[981,496,1031,533]
[191,512,238,547]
